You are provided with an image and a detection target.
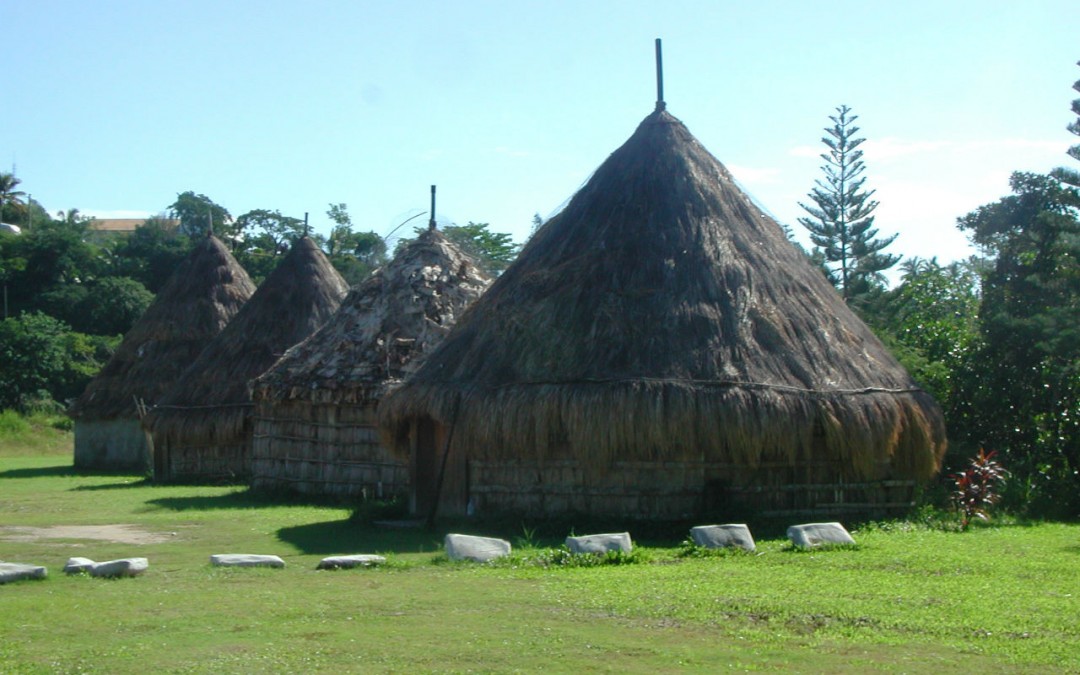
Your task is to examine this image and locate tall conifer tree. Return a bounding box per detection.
[798,105,899,301]
[1050,60,1080,191]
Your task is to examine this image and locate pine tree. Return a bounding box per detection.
[798,105,899,301]
[1050,60,1080,191]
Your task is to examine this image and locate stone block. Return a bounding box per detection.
[210,554,286,568]
[89,558,149,578]
[444,534,511,562]
[787,522,856,548]
[690,524,756,551]
[317,554,387,570]
[63,557,97,574]
[0,562,47,584]
[565,532,633,554]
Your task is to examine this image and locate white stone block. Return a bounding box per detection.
[690,524,756,551]
[444,534,511,562]
[317,554,387,570]
[787,522,856,548]
[89,558,149,578]
[63,557,97,574]
[210,554,286,568]
[565,532,633,555]
[0,562,47,583]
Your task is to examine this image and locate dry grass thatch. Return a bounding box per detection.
[379,108,948,482]
[143,236,348,449]
[68,235,255,421]
[250,228,491,405]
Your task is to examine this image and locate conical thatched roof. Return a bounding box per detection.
[251,228,491,405]
[143,236,349,444]
[69,235,255,420]
[380,108,947,481]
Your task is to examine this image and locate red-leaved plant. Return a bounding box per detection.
[951,449,1008,530]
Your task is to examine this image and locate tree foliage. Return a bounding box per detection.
[1050,60,1080,191]
[440,222,520,275]
[78,277,154,336]
[798,105,900,302]
[0,312,117,411]
[0,172,27,224]
[397,222,519,276]
[319,203,387,285]
[109,217,195,293]
[235,209,306,254]
[168,191,235,240]
[872,257,981,408]
[1,219,104,318]
[953,172,1080,516]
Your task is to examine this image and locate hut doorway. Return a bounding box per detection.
[410,416,468,518]
[150,433,169,482]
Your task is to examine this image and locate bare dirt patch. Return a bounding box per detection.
[0,524,173,545]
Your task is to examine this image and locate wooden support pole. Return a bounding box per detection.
[429,185,437,231]
[655,38,665,111]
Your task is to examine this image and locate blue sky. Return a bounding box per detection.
[3,1,1077,270]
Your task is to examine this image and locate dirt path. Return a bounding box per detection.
[0,524,173,545]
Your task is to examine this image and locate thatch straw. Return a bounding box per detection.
[379,109,947,482]
[143,237,348,453]
[69,235,255,421]
[250,228,491,405]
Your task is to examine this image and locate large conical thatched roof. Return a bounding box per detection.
[143,236,349,444]
[251,228,491,405]
[69,235,255,420]
[380,108,947,481]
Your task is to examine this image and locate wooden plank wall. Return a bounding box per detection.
[250,401,408,499]
[469,459,916,520]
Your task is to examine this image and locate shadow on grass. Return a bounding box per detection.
[71,478,153,491]
[0,465,141,480]
[276,519,446,555]
[0,464,80,479]
[146,489,348,512]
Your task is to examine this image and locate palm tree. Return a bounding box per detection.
[0,172,27,223]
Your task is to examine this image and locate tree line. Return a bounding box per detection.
[796,62,1079,518]
[1,61,1077,518]
[0,187,520,414]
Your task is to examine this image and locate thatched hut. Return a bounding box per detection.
[145,236,348,482]
[69,235,255,471]
[249,227,490,499]
[379,106,948,520]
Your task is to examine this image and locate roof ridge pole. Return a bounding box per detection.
[207,206,213,238]
[304,212,310,237]
[429,185,437,231]
[655,38,665,111]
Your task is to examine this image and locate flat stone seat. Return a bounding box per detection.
[0,562,47,584]
[444,534,511,562]
[690,524,756,552]
[210,554,286,568]
[63,557,97,574]
[565,532,632,555]
[89,558,149,578]
[787,522,857,548]
[317,554,387,570]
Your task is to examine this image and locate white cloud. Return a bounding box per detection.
[860,138,948,161]
[790,136,1068,164]
[727,164,781,185]
[788,145,821,159]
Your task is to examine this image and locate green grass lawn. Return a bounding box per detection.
[1,438,1078,673]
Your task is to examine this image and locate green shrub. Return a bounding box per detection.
[677,539,755,558]
[493,546,646,569]
[0,408,31,434]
